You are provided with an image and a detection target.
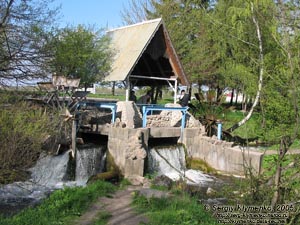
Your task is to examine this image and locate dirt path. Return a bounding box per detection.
[74,185,149,225]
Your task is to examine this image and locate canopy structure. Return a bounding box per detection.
[105,18,189,103]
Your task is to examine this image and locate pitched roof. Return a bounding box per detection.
[105,18,189,86]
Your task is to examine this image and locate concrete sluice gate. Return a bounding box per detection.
[77,101,263,179]
[0,100,264,216]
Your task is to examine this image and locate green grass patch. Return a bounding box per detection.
[222,110,261,139]
[0,180,116,225]
[266,139,300,150]
[132,192,220,225]
[260,153,300,206]
[262,153,298,177]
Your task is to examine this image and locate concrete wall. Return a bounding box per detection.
[107,101,263,177]
[107,127,149,177]
[182,128,263,176]
[108,126,263,177]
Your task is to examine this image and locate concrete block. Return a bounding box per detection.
[124,159,144,177]
[184,128,201,138]
[184,136,264,176]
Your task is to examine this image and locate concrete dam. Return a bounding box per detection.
[75,100,263,179]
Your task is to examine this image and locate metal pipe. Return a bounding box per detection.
[174,79,177,104]
[217,121,222,140]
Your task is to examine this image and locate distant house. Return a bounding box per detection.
[105,18,189,103]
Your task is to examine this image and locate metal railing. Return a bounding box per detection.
[141,105,189,139]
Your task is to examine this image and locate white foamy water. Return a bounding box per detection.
[75,146,106,184]
[148,145,215,185]
[0,145,106,216]
[30,150,71,187]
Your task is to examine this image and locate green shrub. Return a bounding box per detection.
[0,91,61,183]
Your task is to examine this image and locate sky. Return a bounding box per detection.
[53,0,130,29]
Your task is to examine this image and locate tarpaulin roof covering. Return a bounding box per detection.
[105,18,189,87]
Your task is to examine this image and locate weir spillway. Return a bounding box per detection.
[76,100,263,178]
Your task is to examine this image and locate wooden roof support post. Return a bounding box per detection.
[174,79,177,104]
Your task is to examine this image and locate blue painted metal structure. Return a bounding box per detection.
[77,102,117,123]
[137,104,163,115]
[217,121,222,140]
[141,105,189,138]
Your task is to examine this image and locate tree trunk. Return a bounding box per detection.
[243,95,248,111]
[270,0,300,209]
[112,81,115,96]
[242,93,245,110]
[227,3,263,133]
[216,86,223,104]
[271,136,290,207]
[235,90,239,105]
[230,88,234,105]
[198,81,201,94]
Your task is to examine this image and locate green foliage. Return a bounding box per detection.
[0,169,30,185]
[261,153,300,222]
[0,92,58,173]
[223,110,262,139]
[260,60,299,142]
[133,192,219,225]
[49,25,112,89]
[192,101,225,120]
[118,178,132,188]
[0,180,116,225]
[218,175,272,206]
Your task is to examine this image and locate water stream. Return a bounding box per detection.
[1,143,222,217]
[75,145,106,185]
[148,145,216,185]
[0,144,106,216]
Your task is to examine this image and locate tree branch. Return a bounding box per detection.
[227,2,263,133]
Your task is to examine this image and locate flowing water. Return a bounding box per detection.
[148,145,216,185]
[1,143,222,217]
[30,150,72,187]
[75,145,106,185]
[0,145,106,216]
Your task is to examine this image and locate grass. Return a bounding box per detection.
[0,180,116,225]
[262,153,300,177]
[222,110,261,139]
[132,191,220,225]
[265,139,300,150]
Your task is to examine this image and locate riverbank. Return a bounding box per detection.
[0,179,221,225]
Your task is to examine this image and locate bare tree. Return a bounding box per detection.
[0,0,59,86]
[120,0,154,25]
